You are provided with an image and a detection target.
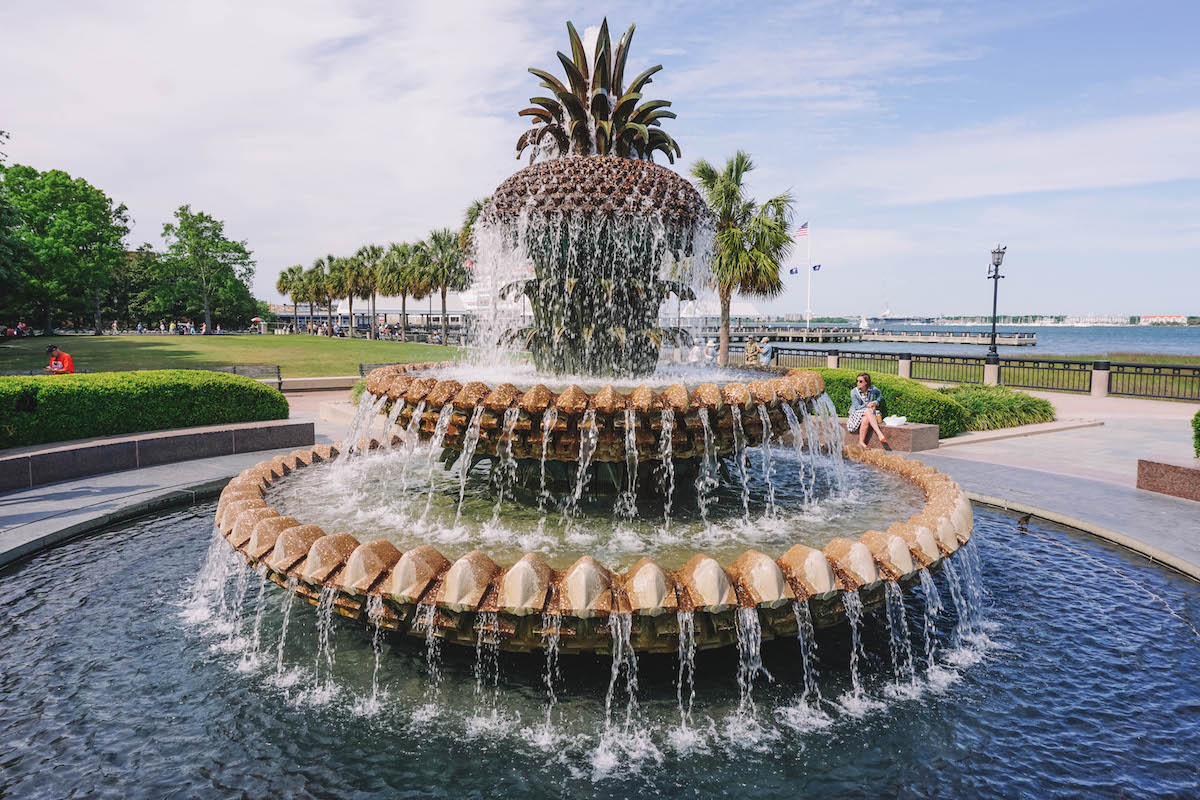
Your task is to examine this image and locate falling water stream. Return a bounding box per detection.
[884,581,916,690]
[918,568,944,668]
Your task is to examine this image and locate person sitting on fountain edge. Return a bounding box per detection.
[758,336,774,367]
[848,372,887,449]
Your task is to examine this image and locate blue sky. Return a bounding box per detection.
[3,0,1198,317]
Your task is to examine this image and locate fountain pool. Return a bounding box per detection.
[1,503,1197,797]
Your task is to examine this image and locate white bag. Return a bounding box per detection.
[883,415,907,427]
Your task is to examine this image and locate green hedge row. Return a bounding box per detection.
[1193,408,1199,458]
[812,367,971,438]
[0,370,290,449]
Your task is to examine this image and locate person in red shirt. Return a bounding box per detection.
[44,344,75,374]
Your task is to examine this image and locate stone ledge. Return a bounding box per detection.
[840,419,940,452]
[1137,458,1200,503]
[276,376,359,392]
[0,421,314,494]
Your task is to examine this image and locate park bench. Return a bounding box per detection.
[194,364,283,391]
[359,362,402,378]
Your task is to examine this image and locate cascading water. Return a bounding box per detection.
[274,578,299,676]
[366,596,385,710]
[658,408,676,527]
[417,603,442,701]
[473,612,501,700]
[454,406,486,527]
[884,581,916,690]
[918,568,944,668]
[419,405,455,525]
[756,404,777,518]
[730,405,751,520]
[490,407,520,523]
[240,568,269,670]
[842,589,866,699]
[781,404,816,507]
[616,408,639,519]
[313,585,339,695]
[568,409,599,514]
[792,600,822,703]
[605,614,639,728]
[813,394,848,491]
[943,560,975,639]
[734,608,770,713]
[538,407,559,512]
[383,400,405,449]
[397,400,427,493]
[676,610,696,727]
[541,611,563,724]
[694,408,719,525]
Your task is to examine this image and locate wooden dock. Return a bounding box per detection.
[696,328,1037,347]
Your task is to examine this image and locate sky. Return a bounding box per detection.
[3,0,1199,318]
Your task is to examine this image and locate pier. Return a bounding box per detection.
[695,327,1037,346]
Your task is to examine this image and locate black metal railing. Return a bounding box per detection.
[836,350,899,375]
[1109,362,1200,400]
[910,355,986,384]
[999,358,1092,392]
[775,349,826,369]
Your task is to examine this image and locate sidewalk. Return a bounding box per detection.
[931,389,1198,488]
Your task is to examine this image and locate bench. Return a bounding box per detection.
[359,362,404,378]
[194,365,282,391]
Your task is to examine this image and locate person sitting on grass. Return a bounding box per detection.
[43,344,75,375]
[848,371,887,449]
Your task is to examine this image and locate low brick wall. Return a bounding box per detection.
[0,420,314,493]
[1137,458,1200,503]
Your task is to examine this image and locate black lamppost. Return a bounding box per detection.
[987,244,1006,357]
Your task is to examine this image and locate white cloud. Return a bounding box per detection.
[821,111,1200,205]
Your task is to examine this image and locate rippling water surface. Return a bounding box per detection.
[1,504,1198,798]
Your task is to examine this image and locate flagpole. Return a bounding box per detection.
[805,225,813,330]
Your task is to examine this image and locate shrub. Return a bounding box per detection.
[0,370,290,449]
[937,384,1056,431]
[812,368,971,438]
[351,378,366,406]
[1193,408,1199,458]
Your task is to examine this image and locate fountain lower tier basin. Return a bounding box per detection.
[214,440,973,653]
[358,363,832,463]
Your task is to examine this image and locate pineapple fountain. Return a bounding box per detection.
[206,21,975,699]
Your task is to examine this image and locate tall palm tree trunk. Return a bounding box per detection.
[718,286,732,367]
[327,301,334,335]
[347,296,354,338]
[401,294,407,341]
[370,292,377,340]
[308,301,314,333]
[292,302,298,333]
[440,285,448,346]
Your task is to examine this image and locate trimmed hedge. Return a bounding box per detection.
[936,384,1056,431]
[1193,408,1199,458]
[813,368,971,438]
[0,370,290,449]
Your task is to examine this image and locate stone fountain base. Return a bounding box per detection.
[213,436,973,654]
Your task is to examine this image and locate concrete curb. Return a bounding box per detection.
[967,491,1200,581]
[0,478,230,570]
[939,419,1104,448]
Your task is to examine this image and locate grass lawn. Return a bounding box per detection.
[0,334,462,378]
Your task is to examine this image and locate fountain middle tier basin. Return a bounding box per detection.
[213,438,973,654]
[356,363,832,464]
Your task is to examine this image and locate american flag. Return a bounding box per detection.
[793,222,809,238]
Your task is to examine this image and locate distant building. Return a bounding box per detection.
[1138,315,1187,325]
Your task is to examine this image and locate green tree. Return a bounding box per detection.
[355,243,385,339]
[302,262,325,333]
[2,164,130,334]
[323,255,348,335]
[417,228,470,346]
[378,242,427,341]
[690,151,794,366]
[276,264,305,332]
[458,197,490,258]
[160,205,254,332]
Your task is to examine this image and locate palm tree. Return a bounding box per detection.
[378,242,431,341]
[515,19,680,163]
[338,254,366,338]
[356,243,385,340]
[276,264,304,333]
[691,150,794,366]
[303,262,325,333]
[323,255,347,335]
[418,228,471,346]
[458,197,490,257]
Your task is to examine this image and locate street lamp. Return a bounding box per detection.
[986,245,1006,357]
